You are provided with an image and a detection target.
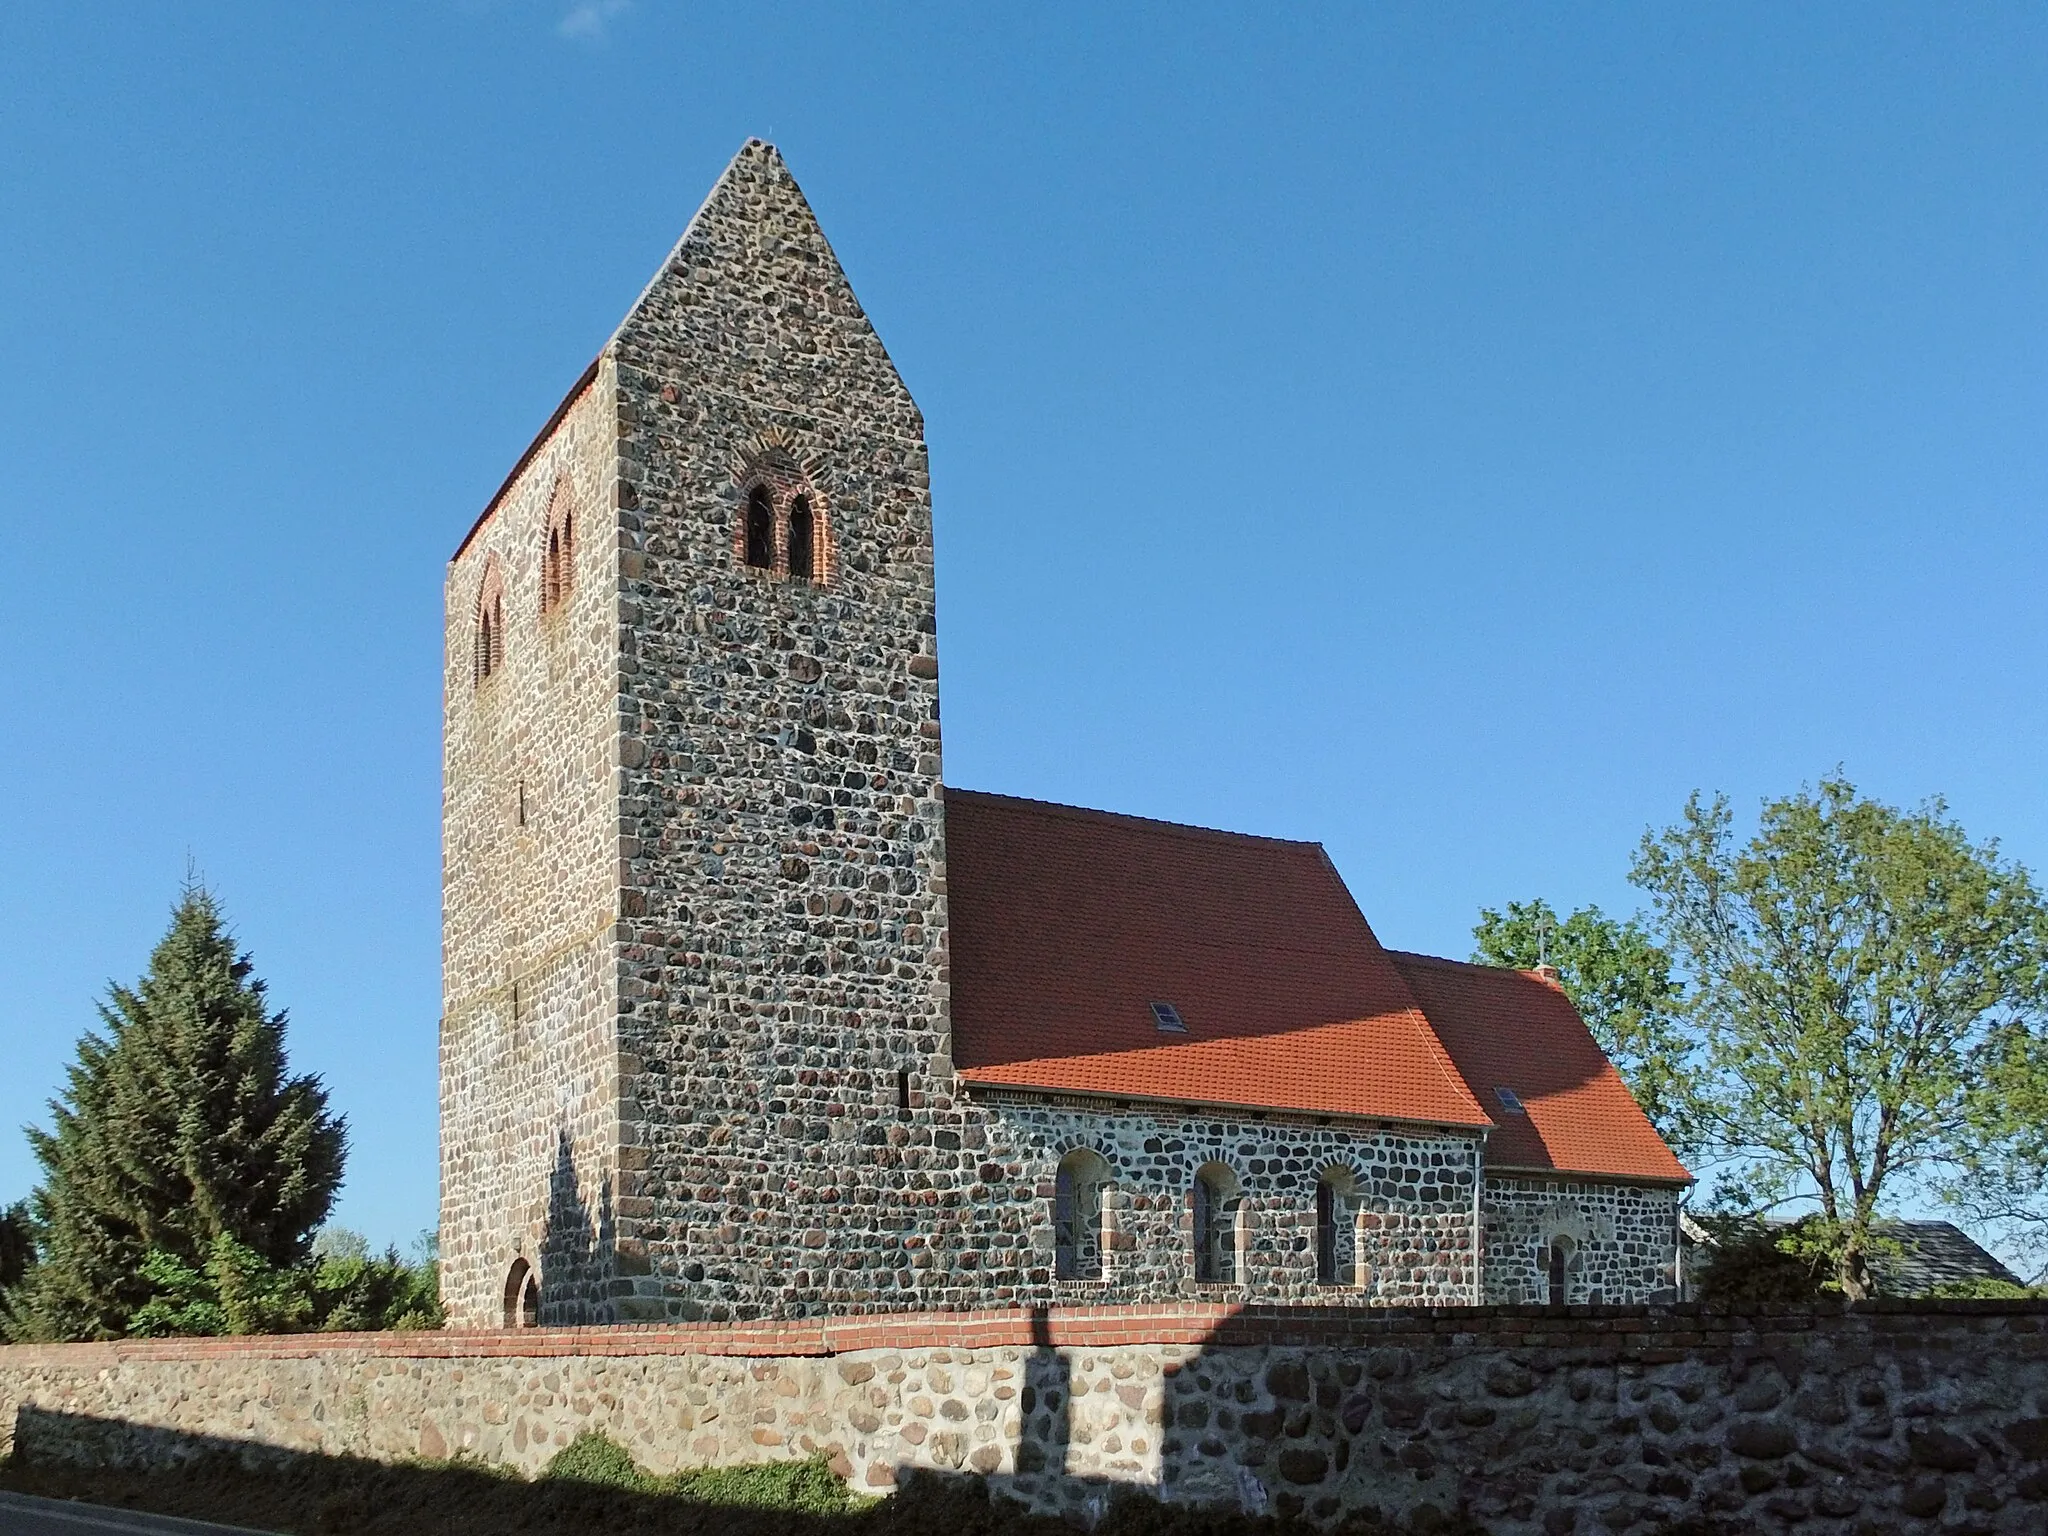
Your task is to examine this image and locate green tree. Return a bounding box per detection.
[3,886,347,1341]
[1630,777,2048,1299]
[1471,898,1690,1134]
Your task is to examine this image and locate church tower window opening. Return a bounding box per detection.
[743,486,774,570]
[787,495,815,581]
[542,483,575,615]
[473,559,506,688]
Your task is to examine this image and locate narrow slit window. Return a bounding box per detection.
[896,1068,911,1117]
[787,495,814,581]
[1192,1163,1241,1284]
[1547,1237,1572,1305]
[745,487,774,569]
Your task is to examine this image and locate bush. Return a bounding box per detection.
[123,1227,444,1339]
[1924,1276,2047,1300]
[543,1434,868,1513]
[1691,1214,1831,1305]
[544,1431,648,1490]
[671,1457,859,1514]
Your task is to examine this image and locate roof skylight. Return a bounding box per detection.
[1495,1086,1526,1114]
[1150,1001,1188,1033]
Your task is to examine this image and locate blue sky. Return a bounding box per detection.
[1,4,2043,1251]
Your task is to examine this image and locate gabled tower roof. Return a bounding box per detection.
[457,139,908,562]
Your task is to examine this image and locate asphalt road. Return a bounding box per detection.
[0,1492,275,1536]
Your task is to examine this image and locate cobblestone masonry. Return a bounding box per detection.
[443,357,624,1328]
[977,1097,1484,1306]
[439,139,1683,1325]
[4,1305,2045,1533]
[1482,1178,1682,1306]
[603,140,966,1322]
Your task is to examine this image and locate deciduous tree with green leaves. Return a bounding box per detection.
[1630,777,2048,1299]
[1471,898,1690,1135]
[3,886,347,1342]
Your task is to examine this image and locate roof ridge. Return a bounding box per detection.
[1386,949,1547,980]
[944,786,1321,851]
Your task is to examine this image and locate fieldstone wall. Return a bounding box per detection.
[3,1304,2044,1534]
[1482,1177,1682,1305]
[442,356,626,1329]
[977,1095,1485,1306]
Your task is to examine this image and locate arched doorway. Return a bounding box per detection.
[503,1257,541,1328]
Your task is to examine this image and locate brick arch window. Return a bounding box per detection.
[473,558,506,688]
[786,494,815,582]
[1192,1162,1244,1285]
[1053,1148,1111,1282]
[503,1256,540,1328]
[743,486,774,570]
[542,482,575,614]
[733,452,834,587]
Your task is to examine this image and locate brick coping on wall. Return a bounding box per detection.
[1,1299,2041,1368]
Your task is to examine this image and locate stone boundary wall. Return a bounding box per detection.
[4,1302,2046,1534]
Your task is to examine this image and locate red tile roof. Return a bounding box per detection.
[944,791,1490,1130]
[1386,951,1691,1185]
[943,789,1690,1186]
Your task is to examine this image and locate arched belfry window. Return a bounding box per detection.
[744,486,775,570]
[787,495,815,582]
[474,559,506,688]
[542,483,575,615]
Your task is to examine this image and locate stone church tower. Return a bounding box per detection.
[442,141,986,1326]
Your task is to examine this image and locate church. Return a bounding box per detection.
[438,140,1690,1329]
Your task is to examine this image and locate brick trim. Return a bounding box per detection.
[3,1299,2038,1368]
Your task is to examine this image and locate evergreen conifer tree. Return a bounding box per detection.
[0,1200,34,1297]
[3,886,346,1341]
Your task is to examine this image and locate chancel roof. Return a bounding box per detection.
[1386,951,1690,1184]
[944,789,1690,1185]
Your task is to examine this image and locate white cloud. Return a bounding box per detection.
[559,0,631,41]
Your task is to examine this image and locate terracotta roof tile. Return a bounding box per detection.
[1386,951,1691,1185]
[944,790,1491,1129]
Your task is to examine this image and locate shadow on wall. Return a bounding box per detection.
[2,1407,847,1536]
[0,1404,1375,1536]
[540,1129,614,1326]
